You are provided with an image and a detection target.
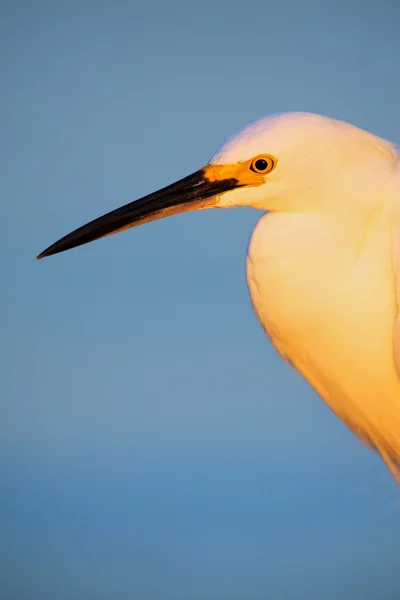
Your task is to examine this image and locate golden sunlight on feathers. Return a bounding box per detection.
[37,112,400,484]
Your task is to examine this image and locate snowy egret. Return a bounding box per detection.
[37,112,400,482]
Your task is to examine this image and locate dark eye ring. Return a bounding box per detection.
[250,155,276,174]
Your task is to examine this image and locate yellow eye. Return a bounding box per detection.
[249,155,276,174]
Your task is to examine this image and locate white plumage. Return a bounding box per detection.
[38,112,400,482]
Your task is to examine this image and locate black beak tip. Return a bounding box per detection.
[36,245,60,260]
[36,248,50,260]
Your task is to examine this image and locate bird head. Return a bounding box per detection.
[37,112,397,259]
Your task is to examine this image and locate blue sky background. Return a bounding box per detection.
[2,1,400,598]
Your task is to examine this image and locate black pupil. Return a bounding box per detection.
[255,159,268,171]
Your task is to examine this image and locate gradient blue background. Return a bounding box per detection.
[2,1,400,598]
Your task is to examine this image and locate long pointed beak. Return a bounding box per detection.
[37,167,243,260]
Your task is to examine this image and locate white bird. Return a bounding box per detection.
[38,112,400,483]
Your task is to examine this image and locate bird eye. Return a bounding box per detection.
[250,155,276,174]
